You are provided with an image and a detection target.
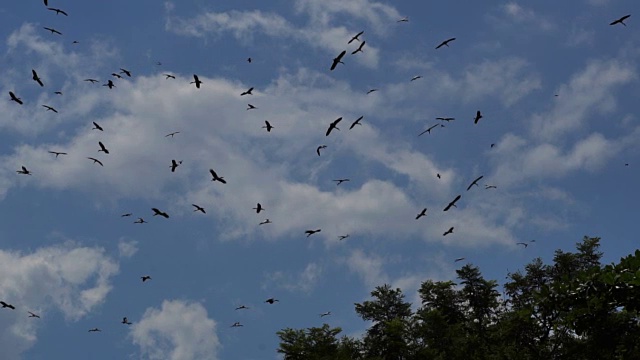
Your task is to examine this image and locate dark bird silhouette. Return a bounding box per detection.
[436,117,455,122]
[170,160,182,172]
[320,311,332,317]
[262,120,274,132]
[235,305,249,310]
[435,37,456,49]
[120,68,132,77]
[610,14,631,26]
[516,242,529,248]
[410,75,423,82]
[44,0,48,6]
[330,50,346,71]
[72,40,79,44]
[0,301,15,309]
[326,117,342,136]
[397,16,409,22]
[231,322,243,327]
[98,141,109,154]
[28,311,40,318]
[454,257,465,262]
[316,145,327,156]
[437,173,441,179]
[42,105,58,113]
[16,166,32,175]
[491,143,495,148]
[92,122,103,131]
[351,41,365,54]
[9,91,23,105]
[152,208,169,218]
[103,80,115,89]
[265,298,279,304]
[32,69,44,86]
[259,219,272,225]
[141,275,152,282]
[466,176,484,191]
[121,213,132,217]
[54,91,62,95]
[134,218,148,224]
[418,124,439,136]
[485,185,497,189]
[111,73,123,79]
[443,194,461,211]
[415,208,427,220]
[348,31,364,44]
[209,169,227,184]
[122,317,132,325]
[247,57,252,63]
[366,89,378,94]
[333,179,350,185]
[87,157,103,166]
[165,131,179,138]
[84,79,99,83]
[88,328,101,332]
[240,87,254,96]
[48,151,67,158]
[349,116,363,129]
[192,204,206,214]
[338,234,350,240]
[305,229,321,237]
[474,111,482,124]
[48,7,68,16]
[247,104,257,110]
[190,74,202,88]
[164,74,176,79]
[43,27,62,35]
[443,227,454,236]
[253,203,264,213]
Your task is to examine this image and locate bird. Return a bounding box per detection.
[454,257,465,262]
[122,317,132,325]
[247,104,257,110]
[141,275,152,282]
[170,159,182,172]
[111,73,123,79]
[443,227,454,236]
[165,131,180,138]
[121,213,132,217]
[164,74,175,79]
[436,117,455,122]
[259,219,272,225]
[231,322,243,327]
[48,151,67,158]
[9,91,23,105]
[152,208,169,218]
[120,68,132,77]
[320,311,332,317]
[16,166,32,175]
[366,89,378,94]
[98,141,109,154]
[28,311,40,318]
[192,204,206,214]
[418,124,439,136]
[47,7,68,16]
[103,80,115,89]
[190,74,202,88]
[54,91,62,95]
[338,235,350,241]
[415,208,427,220]
[0,301,15,309]
[87,157,104,166]
[330,50,346,71]
[437,173,441,179]
[262,120,274,132]
[84,79,99,83]
[43,0,48,6]
[490,143,495,148]
[516,242,529,248]
[349,116,363,129]
[209,169,227,184]
[43,27,62,35]
[348,31,364,44]
[92,122,103,131]
[265,298,279,304]
[435,37,456,49]
[351,41,365,54]
[32,69,44,86]
[397,17,409,22]
[42,105,58,113]
[134,218,148,224]
[333,179,350,185]
[610,14,631,26]
[474,111,483,124]
[443,195,461,211]
[466,176,484,191]
[240,87,254,96]
[410,75,423,81]
[305,229,321,237]
[72,40,79,44]
[88,328,101,332]
[316,145,327,156]
[253,203,264,213]
[326,117,342,136]
[485,185,497,189]
[235,305,249,310]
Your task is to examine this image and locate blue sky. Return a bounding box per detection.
[0,0,638,359]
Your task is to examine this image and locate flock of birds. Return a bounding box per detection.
[0,0,634,347]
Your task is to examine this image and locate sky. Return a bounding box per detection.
[0,0,638,359]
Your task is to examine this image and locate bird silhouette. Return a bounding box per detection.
[305,229,321,237]
[259,219,272,225]
[338,234,350,240]
[54,91,62,95]
[235,305,249,310]
[320,311,332,317]
[170,159,182,172]
[419,124,439,136]
[111,73,123,79]
[42,105,58,113]
[349,116,363,129]
[103,80,115,89]
[466,176,484,191]
[165,131,180,138]
[253,203,264,213]
[84,79,99,83]
[47,7,68,16]
[435,37,456,49]
[516,242,529,248]
[16,166,32,175]
[28,311,40,318]
[192,204,206,214]
[366,89,378,94]
[436,117,455,122]
[240,87,254,96]
[443,227,454,236]
[247,104,257,110]
[610,14,631,26]
[92,122,103,131]
[32,69,44,86]
[191,74,202,88]
[88,328,101,332]
[121,213,132,217]
[474,111,482,124]
[437,173,441,179]
[348,31,364,44]
[141,275,152,282]
[265,298,279,304]
[122,317,132,325]
[333,179,350,185]
[164,74,176,79]
[330,50,346,71]
[410,75,423,81]
[326,117,342,136]
[120,68,132,77]
[262,120,274,132]
[351,41,365,54]
[134,218,148,224]
[485,185,497,189]
[48,151,67,158]
[98,141,109,154]
[415,208,427,220]
[209,169,227,184]
[87,157,103,166]
[316,145,327,156]
[0,301,16,309]
[9,91,23,105]
[397,16,409,22]
[443,195,461,211]
[152,208,169,218]
[454,257,465,262]
[43,27,62,35]
[231,322,243,327]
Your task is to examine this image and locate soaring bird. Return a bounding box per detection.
[443,194,461,211]
[247,57,252,63]
[410,75,423,81]
[9,91,23,105]
[610,14,631,26]
[485,185,497,189]
[516,242,529,248]
[265,298,279,304]
[92,122,103,131]
[330,50,346,71]
[103,80,115,89]
[415,208,427,220]
[435,37,456,49]
[141,275,152,282]
[316,145,327,156]
[474,111,482,124]
[164,74,176,79]
[28,311,40,318]
[42,105,58,113]
[454,257,465,262]
[209,169,227,184]
[152,208,169,218]
[54,91,62,95]
[32,69,44,86]
[443,227,454,236]
[98,141,109,154]
[87,157,103,166]
[231,322,243,327]
[305,229,321,237]
[165,131,180,138]
[48,151,67,158]
[466,176,484,191]
[191,74,202,88]
[192,204,206,214]
[247,104,257,110]
[259,219,272,225]
[88,328,101,332]
[170,159,182,172]
[262,120,274,132]
[111,73,123,79]
[349,116,363,129]
[253,203,264,213]
[326,117,342,136]
[351,41,366,54]
[122,317,132,325]
[120,68,132,77]
[43,27,62,35]
[348,31,364,44]
[397,16,409,22]
[366,89,378,94]
[134,218,148,224]
[418,124,439,136]
[47,7,68,16]
[338,234,350,240]
[235,305,249,310]
[333,179,350,185]
[16,166,32,175]
[0,301,16,309]
[84,79,99,83]
[436,117,455,122]
[240,87,254,96]
[121,213,132,217]
[320,311,332,317]
[44,0,48,6]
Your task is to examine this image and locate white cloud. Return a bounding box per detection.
[117,239,139,258]
[264,262,323,294]
[501,3,555,32]
[130,300,220,360]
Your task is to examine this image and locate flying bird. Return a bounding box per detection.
[122,317,132,325]
[54,91,62,95]
[418,124,439,136]
[98,141,109,154]
[231,322,243,327]
[121,213,132,217]
[316,145,327,156]
[164,74,176,79]
[410,75,423,82]
[253,203,264,213]
[474,111,482,124]
[333,179,350,185]
[516,242,529,248]
[397,17,409,22]
[348,31,364,44]
[48,151,67,158]
[209,169,227,184]
[265,298,279,304]
[259,219,272,225]
[87,157,104,166]
[43,27,62,35]
[435,37,456,49]
[437,173,441,179]
[134,218,148,224]
[42,105,58,113]
[190,74,202,88]
[111,73,123,79]
[32,69,44,86]
[338,235,350,240]
[466,176,484,191]
[247,57,252,63]
[443,227,454,236]
[349,116,363,129]
[443,194,461,211]
[262,120,274,132]
[235,305,249,310]
[415,208,427,220]
[436,117,455,122]
[247,104,257,110]
[192,204,206,214]
[120,68,132,77]
[88,328,101,332]
[84,79,99,83]
[305,229,321,237]
[330,50,346,71]
[9,91,23,105]
[141,275,152,282]
[92,122,103,131]
[28,311,40,318]
[485,185,497,189]
[16,166,32,175]
[103,80,115,89]
[240,87,254,96]
[610,14,631,26]
[351,41,366,54]
[0,301,15,310]
[320,311,332,317]
[326,117,342,136]
[170,159,182,172]
[47,7,68,16]
[454,257,465,262]
[366,89,378,94]
[165,131,180,138]
[44,0,48,6]
[152,208,169,218]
